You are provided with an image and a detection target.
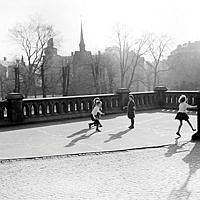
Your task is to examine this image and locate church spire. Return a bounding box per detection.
[79,23,85,52]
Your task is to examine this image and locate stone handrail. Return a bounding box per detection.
[1,87,200,140]
[22,93,121,124]
[130,91,159,110]
[0,89,161,126]
[0,88,199,128]
[163,91,198,109]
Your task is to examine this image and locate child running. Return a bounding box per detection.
[92,97,100,108]
[89,100,104,132]
[175,94,196,137]
[92,97,103,127]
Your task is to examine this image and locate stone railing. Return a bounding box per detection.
[0,101,8,121]
[22,93,121,124]
[0,87,199,125]
[1,86,200,140]
[129,91,159,110]
[0,88,161,126]
[163,91,198,110]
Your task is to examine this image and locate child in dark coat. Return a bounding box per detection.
[127,95,136,129]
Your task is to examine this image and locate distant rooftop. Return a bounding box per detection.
[0,58,14,67]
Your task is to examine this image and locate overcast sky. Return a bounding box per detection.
[0,0,200,60]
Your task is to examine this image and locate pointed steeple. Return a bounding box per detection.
[79,23,85,52]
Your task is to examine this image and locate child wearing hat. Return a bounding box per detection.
[89,100,104,132]
[127,95,136,129]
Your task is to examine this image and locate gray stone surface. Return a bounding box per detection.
[0,141,200,199]
[0,109,197,160]
[0,109,199,199]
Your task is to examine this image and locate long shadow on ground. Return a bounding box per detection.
[67,128,90,138]
[65,131,96,147]
[164,140,190,157]
[167,141,200,200]
[0,109,176,133]
[0,113,126,132]
[104,128,131,143]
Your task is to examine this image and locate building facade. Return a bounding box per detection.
[44,24,107,96]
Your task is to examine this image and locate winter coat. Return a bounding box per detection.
[127,100,136,119]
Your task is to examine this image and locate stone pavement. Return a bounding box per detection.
[0,109,197,160]
[0,109,200,200]
[1,138,200,199]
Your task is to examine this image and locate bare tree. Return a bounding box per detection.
[146,33,172,89]
[62,56,72,96]
[0,70,5,99]
[9,18,57,97]
[40,56,46,97]
[114,26,148,89]
[88,52,102,94]
[101,49,116,93]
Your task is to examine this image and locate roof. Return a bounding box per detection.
[0,60,14,67]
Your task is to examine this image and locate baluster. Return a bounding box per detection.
[56,102,61,114]
[68,103,71,112]
[107,99,111,111]
[0,108,4,119]
[192,97,195,105]
[4,107,7,118]
[141,95,145,108]
[23,106,27,116]
[39,105,43,115]
[74,103,77,111]
[101,100,105,111]
[80,102,83,110]
[110,99,113,109]
[116,99,119,108]
[31,105,35,115]
[54,104,57,113]
[81,100,86,111]
[62,102,67,113]
[47,105,50,114]
[70,102,75,112]
[147,94,150,106]
[75,101,80,112]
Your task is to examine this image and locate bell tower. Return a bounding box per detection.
[79,23,85,52]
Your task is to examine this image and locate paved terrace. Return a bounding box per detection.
[0,109,197,160]
[1,110,200,200]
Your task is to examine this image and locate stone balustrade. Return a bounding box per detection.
[1,86,200,140]
[0,88,161,126]
[0,101,8,120]
[130,91,159,110]
[0,87,199,128]
[22,94,121,124]
[164,91,198,109]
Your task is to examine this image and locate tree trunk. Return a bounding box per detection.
[121,73,124,88]
[66,64,70,96]
[62,66,67,96]
[41,61,46,98]
[153,70,157,89]
[0,78,3,100]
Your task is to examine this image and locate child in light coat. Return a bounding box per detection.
[175,95,196,137]
[89,100,104,132]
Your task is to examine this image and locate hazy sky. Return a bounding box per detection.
[1,0,200,60]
